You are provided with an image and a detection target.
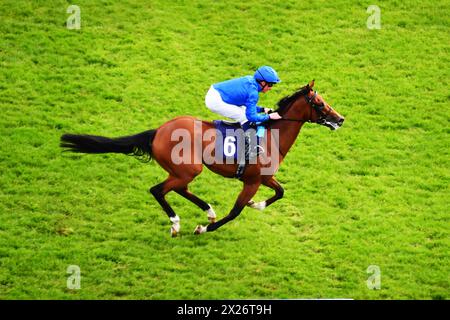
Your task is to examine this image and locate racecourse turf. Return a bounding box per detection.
[0,0,448,299]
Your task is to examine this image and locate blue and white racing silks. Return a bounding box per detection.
[213,76,270,123]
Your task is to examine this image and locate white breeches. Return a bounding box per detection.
[205,86,247,124]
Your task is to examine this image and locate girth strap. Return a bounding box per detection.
[235,163,246,179]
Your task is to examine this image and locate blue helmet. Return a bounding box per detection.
[254,66,281,83]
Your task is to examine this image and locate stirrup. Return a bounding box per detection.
[255,145,265,155]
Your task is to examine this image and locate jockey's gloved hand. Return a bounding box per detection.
[264,108,274,114]
[269,112,282,120]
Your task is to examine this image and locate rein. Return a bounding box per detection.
[279,117,311,122]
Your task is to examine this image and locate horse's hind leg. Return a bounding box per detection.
[150,175,192,237]
[175,188,216,223]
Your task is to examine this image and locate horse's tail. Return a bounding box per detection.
[60,129,157,161]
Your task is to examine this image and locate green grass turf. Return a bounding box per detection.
[0,0,448,299]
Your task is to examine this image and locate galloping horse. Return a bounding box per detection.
[61,80,344,236]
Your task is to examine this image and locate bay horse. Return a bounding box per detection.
[60,80,344,236]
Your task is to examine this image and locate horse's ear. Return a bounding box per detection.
[308,79,315,89]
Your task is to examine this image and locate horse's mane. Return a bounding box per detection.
[275,85,310,114]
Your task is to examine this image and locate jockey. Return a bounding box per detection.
[205,66,283,124]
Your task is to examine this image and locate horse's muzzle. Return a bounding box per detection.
[321,116,344,130]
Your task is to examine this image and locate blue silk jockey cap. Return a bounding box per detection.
[254,66,281,83]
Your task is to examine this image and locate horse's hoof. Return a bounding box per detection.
[208,216,216,224]
[247,200,255,207]
[248,201,266,211]
[171,226,179,237]
[194,225,207,235]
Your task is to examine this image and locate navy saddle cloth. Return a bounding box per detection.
[213,120,263,161]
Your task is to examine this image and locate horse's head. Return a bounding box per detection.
[304,80,344,130]
[276,80,345,130]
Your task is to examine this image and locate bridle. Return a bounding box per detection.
[279,90,335,124]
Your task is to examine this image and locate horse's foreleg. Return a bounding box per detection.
[247,176,284,211]
[175,188,216,223]
[195,182,260,234]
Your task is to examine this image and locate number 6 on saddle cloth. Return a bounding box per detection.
[213,120,265,164]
